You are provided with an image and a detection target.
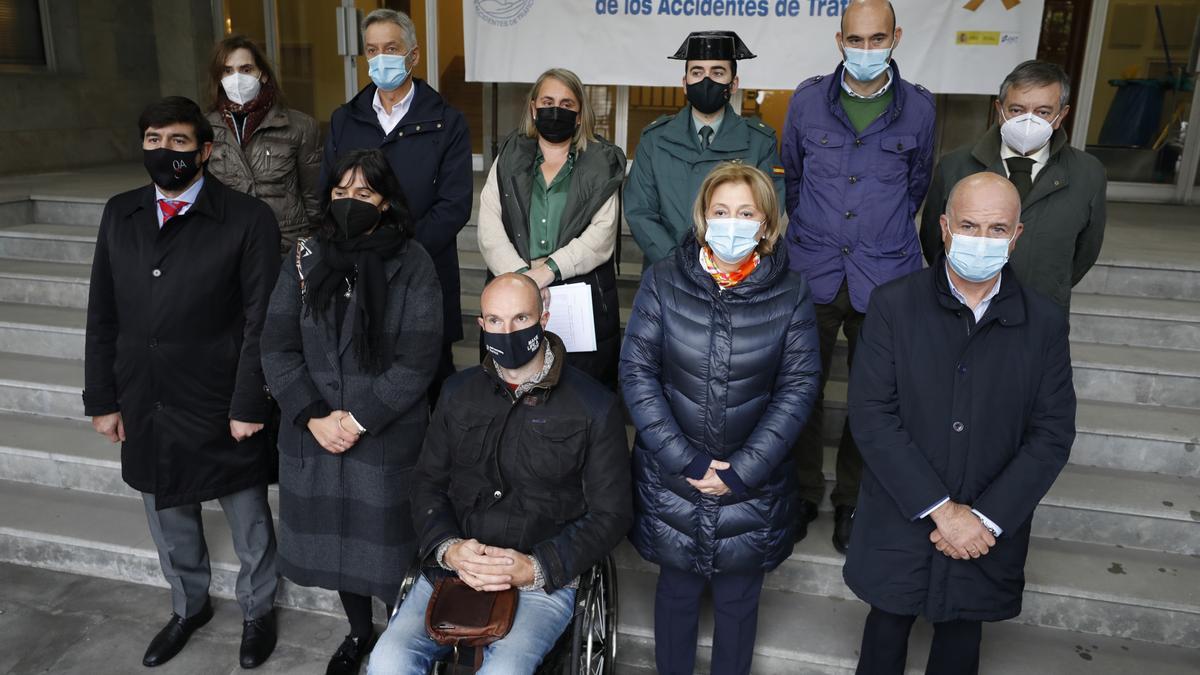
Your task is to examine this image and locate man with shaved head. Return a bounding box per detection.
[843,173,1076,674]
[781,0,938,553]
[369,273,633,673]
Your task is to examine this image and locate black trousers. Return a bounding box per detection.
[653,566,765,675]
[857,606,982,675]
[791,281,865,507]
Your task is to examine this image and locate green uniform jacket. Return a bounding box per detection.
[625,104,784,267]
[919,125,1107,311]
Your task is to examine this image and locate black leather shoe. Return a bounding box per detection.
[795,499,820,542]
[326,633,376,675]
[833,505,855,554]
[239,610,277,669]
[142,600,214,667]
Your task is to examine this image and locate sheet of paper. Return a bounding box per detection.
[545,282,597,353]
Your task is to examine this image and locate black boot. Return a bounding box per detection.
[142,600,214,667]
[795,499,820,543]
[326,633,376,675]
[833,505,855,554]
[239,610,277,669]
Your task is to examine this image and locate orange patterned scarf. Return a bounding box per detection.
[700,246,760,288]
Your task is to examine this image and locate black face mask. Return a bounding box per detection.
[330,198,382,241]
[685,77,731,115]
[143,148,203,191]
[483,322,544,370]
[534,106,577,144]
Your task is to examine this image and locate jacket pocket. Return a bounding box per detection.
[449,414,491,468]
[521,418,587,481]
[802,128,845,179]
[878,134,917,184]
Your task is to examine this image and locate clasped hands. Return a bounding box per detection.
[686,459,731,497]
[307,411,362,454]
[444,538,536,591]
[929,501,997,560]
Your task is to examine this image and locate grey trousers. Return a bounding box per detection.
[142,484,278,620]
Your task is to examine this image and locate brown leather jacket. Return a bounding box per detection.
[207,104,322,253]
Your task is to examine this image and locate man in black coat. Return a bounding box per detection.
[83,97,281,669]
[844,173,1076,674]
[320,8,472,404]
[369,274,633,673]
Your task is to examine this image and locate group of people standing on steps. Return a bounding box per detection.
[81,1,1104,673]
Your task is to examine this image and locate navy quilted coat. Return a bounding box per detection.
[620,236,821,577]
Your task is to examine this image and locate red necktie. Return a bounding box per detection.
[158,199,187,223]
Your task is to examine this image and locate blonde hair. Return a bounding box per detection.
[692,162,784,255]
[522,68,594,152]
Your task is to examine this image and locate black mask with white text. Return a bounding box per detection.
[483,322,543,370]
[143,148,203,192]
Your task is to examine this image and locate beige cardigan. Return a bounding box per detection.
[476,160,620,279]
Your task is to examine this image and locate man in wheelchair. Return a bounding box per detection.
[369,274,634,674]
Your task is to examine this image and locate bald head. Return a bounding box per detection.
[479,273,546,335]
[841,0,897,35]
[940,172,1025,263]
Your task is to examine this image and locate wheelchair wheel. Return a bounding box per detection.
[569,554,618,675]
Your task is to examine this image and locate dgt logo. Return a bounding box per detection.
[475,0,535,26]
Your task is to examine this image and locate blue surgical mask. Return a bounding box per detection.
[705,218,762,264]
[842,44,892,82]
[368,53,409,91]
[947,232,1012,282]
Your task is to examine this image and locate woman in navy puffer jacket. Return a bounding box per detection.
[620,162,821,674]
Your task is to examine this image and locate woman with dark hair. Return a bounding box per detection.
[261,149,443,675]
[206,34,322,253]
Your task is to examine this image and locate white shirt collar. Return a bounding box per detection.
[154,176,205,228]
[373,83,416,134]
[945,263,1002,323]
[841,68,893,99]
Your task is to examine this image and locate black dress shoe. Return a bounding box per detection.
[833,505,855,554]
[326,633,376,675]
[240,610,277,669]
[795,499,820,543]
[142,600,215,667]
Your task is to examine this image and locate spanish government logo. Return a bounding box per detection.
[475,0,535,27]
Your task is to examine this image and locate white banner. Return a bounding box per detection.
[464,0,1045,94]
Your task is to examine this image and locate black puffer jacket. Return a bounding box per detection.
[620,236,821,577]
[413,333,633,593]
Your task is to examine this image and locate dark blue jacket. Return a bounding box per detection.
[620,237,821,577]
[844,259,1075,623]
[321,80,472,342]
[781,61,936,312]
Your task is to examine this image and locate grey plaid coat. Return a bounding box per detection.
[261,237,443,600]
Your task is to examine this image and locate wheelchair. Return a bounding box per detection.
[391,554,619,675]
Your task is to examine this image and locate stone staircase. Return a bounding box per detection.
[0,185,1197,673]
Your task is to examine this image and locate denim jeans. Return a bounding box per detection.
[367,575,576,674]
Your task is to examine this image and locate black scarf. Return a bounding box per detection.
[304,227,406,374]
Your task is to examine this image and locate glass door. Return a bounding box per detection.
[1075,0,1200,202]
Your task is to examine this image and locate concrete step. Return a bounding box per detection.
[4,408,1194,558]
[1,351,1194,478]
[1071,342,1200,409]
[0,223,95,263]
[0,197,104,229]
[615,517,1200,648]
[1071,293,1200,352]
[1075,258,1200,302]
[613,566,1200,674]
[0,301,86,358]
[0,257,90,309]
[0,479,342,618]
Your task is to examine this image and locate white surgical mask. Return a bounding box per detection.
[705,218,762,264]
[221,72,262,106]
[947,232,1012,283]
[1000,111,1057,156]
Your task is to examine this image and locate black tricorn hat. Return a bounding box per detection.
[668,31,756,61]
